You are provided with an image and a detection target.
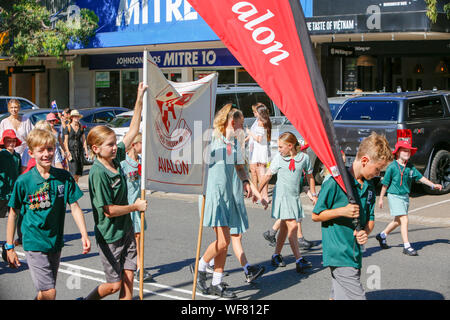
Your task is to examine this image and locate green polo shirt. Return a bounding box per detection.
[8,166,83,253]
[313,174,376,269]
[382,160,422,195]
[88,142,132,244]
[0,150,21,201]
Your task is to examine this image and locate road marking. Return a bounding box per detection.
[408,199,450,214]
[6,250,222,300]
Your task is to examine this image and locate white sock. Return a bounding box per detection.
[209,258,215,267]
[380,232,387,239]
[404,242,411,249]
[199,257,208,272]
[211,272,223,286]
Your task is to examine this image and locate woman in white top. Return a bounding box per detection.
[0,99,34,159]
[246,103,271,201]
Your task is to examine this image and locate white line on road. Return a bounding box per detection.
[408,199,450,214]
[7,250,222,300]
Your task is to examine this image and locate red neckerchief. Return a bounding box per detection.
[396,159,407,186]
[289,158,295,171]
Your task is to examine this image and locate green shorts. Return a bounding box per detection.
[387,193,409,216]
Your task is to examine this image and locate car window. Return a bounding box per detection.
[408,98,444,120]
[83,114,94,123]
[216,93,238,114]
[335,100,399,121]
[30,112,49,125]
[109,116,132,128]
[236,92,275,118]
[328,103,342,118]
[93,110,116,123]
[18,99,35,110]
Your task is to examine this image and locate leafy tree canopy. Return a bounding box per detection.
[0,0,98,67]
[425,0,450,23]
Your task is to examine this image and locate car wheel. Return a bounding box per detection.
[314,160,326,185]
[425,149,450,195]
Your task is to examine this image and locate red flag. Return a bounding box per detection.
[189,0,355,200]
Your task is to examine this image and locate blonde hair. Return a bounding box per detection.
[278,132,301,154]
[87,125,115,158]
[27,128,56,151]
[34,120,52,132]
[356,132,394,163]
[213,103,238,138]
[132,132,142,145]
[7,99,20,111]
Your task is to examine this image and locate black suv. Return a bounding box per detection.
[333,91,450,194]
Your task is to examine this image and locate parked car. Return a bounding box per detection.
[107,110,138,142]
[0,108,60,129]
[77,107,129,134]
[0,96,40,114]
[333,91,450,195]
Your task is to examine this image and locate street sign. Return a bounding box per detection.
[6,66,46,74]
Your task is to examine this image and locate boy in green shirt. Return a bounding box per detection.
[5,128,91,300]
[312,132,393,300]
[0,129,22,218]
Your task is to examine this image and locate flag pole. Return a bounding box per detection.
[139,49,149,300]
[192,194,206,300]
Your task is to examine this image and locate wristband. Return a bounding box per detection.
[431,184,435,190]
[311,193,318,197]
[4,243,15,250]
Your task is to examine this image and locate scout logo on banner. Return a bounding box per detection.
[188,0,356,203]
[144,54,218,195]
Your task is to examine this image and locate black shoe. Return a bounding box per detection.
[245,265,265,283]
[296,257,312,273]
[263,230,277,247]
[375,233,389,249]
[298,237,314,250]
[206,264,229,276]
[189,264,209,293]
[403,247,418,256]
[209,282,237,298]
[271,254,286,267]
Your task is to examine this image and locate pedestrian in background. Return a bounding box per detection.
[0,99,33,160]
[376,141,442,256]
[64,110,88,184]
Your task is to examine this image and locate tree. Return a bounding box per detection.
[0,0,98,67]
[425,0,450,23]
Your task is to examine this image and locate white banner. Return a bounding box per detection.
[144,54,218,194]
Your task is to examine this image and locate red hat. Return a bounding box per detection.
[300,143,309,151]
[0,129,22,147]
[46,112,58,121]
[393,140,417,157]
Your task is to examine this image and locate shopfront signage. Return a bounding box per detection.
[89,48,240,70]
[6,66,46,74]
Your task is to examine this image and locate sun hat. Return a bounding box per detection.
[0,129,22,147]
[70,110,83,119]
[46,112,58,121]
[393,140,417,157]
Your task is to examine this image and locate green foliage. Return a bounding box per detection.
[0,0,98,68]
[425,0,450,23]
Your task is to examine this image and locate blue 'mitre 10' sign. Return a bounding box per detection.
[72,0,313,49]
[89,49,240,69]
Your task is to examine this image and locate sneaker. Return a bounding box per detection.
[136,269,153,282]
[206,264,229,276]
[208,282,237,298]
[263,230,277,247]
[403,247,418,256]
[245,265,265,283]
[271,254,286,267]
[298,237,314,250]
[295,257,312,273]
[375,233,389,249]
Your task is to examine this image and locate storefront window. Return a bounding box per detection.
[194,69,234,84]
[95,71,120,107]
[237,68,256,84]
[121,70,139,109]
[0,71,8,95]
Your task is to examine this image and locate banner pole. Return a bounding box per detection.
[192,194,206,300]
[139,50,149,301]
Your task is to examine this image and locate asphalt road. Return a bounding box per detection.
[0,182,449,301]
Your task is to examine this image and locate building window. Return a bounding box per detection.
[95,71,120,107]
[194,69,235,84]
[237,68,256,84]
[121,70,139,109]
